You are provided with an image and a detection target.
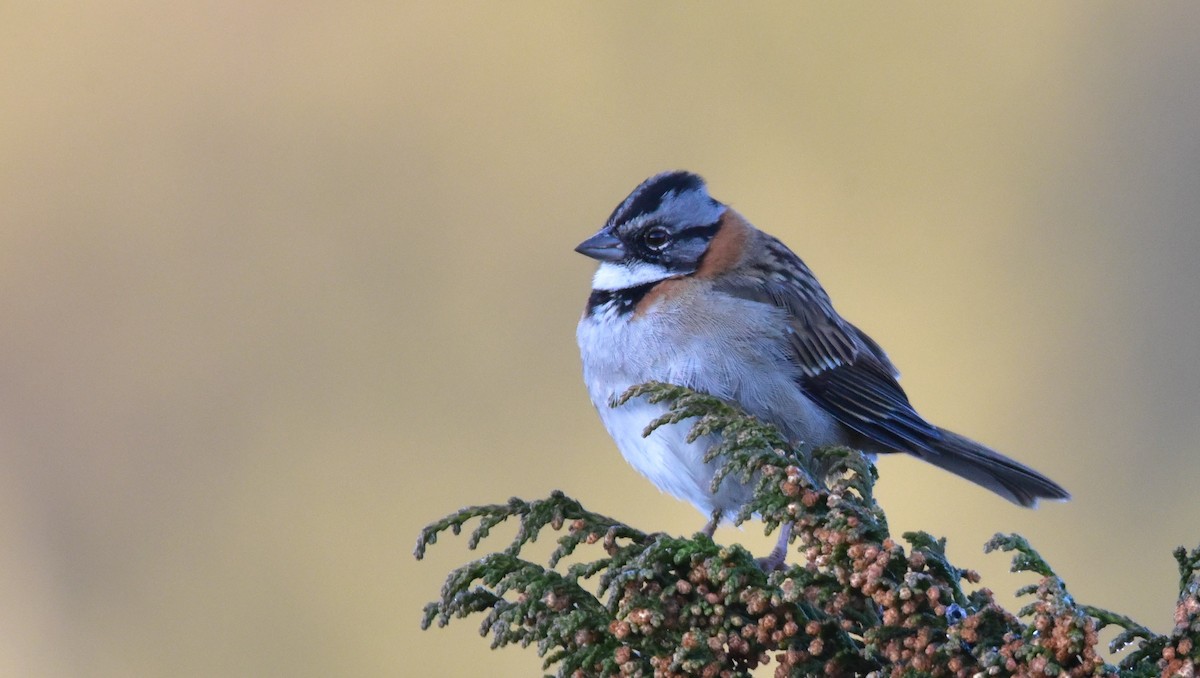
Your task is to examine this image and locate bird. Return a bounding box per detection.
[575,170,1069,549]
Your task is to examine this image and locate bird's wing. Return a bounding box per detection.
[846,320,901,379]
[715,239,937,452]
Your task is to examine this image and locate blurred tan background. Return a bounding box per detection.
[3,3,1199,676]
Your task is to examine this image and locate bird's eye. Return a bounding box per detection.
[642,227,670,250]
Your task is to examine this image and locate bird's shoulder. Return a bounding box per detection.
[704,218,876,374]
[703,217,938,450]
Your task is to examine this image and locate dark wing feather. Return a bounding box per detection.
[846,320,900,379]
[800,357,938,451]
[715,238,937,452]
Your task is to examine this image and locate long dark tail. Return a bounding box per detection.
[913,428,1070,507]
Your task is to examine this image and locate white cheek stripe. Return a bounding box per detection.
[592,261,672,291]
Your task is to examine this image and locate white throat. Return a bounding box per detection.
[591,261,673,291]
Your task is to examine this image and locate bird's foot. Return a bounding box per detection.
[756,522,793,572]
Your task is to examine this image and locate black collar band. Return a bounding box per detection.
[585,281,658,316]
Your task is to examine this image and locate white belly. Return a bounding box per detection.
[577,293,844,521]
[594,394,752,519]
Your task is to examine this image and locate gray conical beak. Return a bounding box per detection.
[574,231,625,262]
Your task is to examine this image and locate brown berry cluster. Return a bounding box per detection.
[991,578,1109,676]
[602,549,820,677]
[1160,582,1200,677]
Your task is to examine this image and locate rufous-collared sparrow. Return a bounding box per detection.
[576,171,1068,539]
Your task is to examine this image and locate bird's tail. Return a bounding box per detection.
[914,428,1070,507]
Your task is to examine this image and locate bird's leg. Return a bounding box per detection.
[757,521,794,572]
[702,509,722,538]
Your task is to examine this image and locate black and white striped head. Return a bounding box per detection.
[576,171,727,291]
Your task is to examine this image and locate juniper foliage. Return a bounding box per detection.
[415,382,1200,677]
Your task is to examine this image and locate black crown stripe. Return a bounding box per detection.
[606,171,706,228]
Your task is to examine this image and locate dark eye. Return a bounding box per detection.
[642,227,670,250]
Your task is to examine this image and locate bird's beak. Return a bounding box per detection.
[574,230,625,262]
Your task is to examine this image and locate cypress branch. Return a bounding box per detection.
[416,381,1199,677]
